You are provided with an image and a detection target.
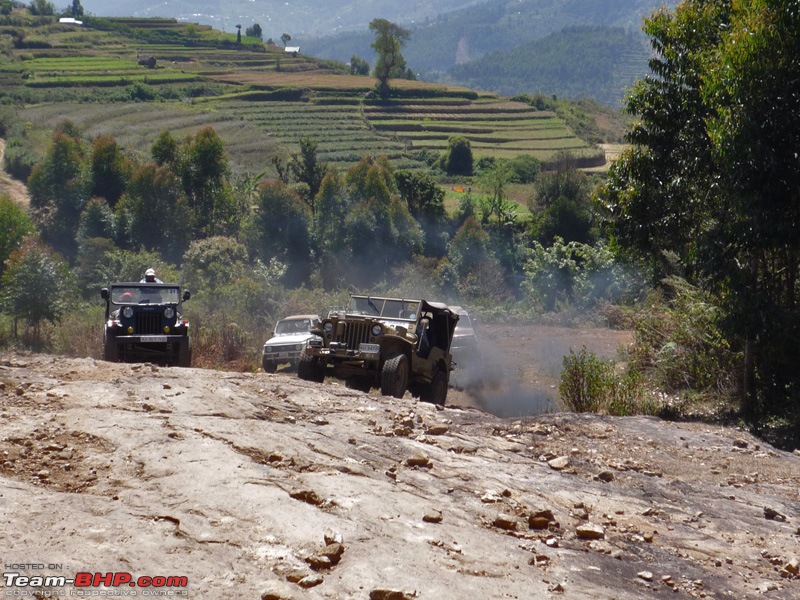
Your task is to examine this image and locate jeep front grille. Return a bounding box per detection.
[136,312,161,335]
[336,321,371,349]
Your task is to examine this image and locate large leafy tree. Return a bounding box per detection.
[0,194,34,279]
[602,0,800,418]
[120,163,191,259]
[89,135,131,207]
[1,236,72,340]
[369,18,411,97]
[27,122,90,261]
[289,138,327,217]
[253,180,312,287]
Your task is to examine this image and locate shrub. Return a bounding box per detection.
[559,346,610,412]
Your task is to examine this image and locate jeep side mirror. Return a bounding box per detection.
[101,288,109,300]
[183,290,191,302]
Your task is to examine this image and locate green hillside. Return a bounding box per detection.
[447,26,651,106]
[0,12,604,176]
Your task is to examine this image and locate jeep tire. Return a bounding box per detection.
[297,347,325,383]
[103,337,119,362]
[177,339,192,368]
[380,353,409,399]
[420,367,448,406]
[262,356,277,373]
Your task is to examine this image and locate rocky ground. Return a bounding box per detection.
[1,349,799,600]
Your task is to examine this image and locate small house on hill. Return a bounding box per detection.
[58,17,83,25]
[284,46,300,56]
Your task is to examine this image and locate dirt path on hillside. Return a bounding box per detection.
[0,138,30,207]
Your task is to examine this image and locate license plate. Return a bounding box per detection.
[277,353,290,359]
[359,343,380,354]
[140,336,167,342]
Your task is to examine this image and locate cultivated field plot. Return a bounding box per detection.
[18,102,284,176]
[2,15,602,172]
[364,100,604,164]
[211,100,412,168]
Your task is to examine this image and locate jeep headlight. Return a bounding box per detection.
[371,323,382,336]
[122,307,133,319]
[323,321,334,334]
[164,307,175,319]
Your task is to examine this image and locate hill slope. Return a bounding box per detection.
[2,351,799,598]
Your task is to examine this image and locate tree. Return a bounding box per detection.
[120,163,191,258]
[1,236,71,341]
[443,135,473,176]
[350,55,370,76]
[289,138,327,217]
[281,32,291,47]
[77,197,115,243]
[67,0,83,17]
[28,0,55,15]
[253,180,312,287]
[180,126,237,237]
[369,18,411,97]
[245,23,263,40]
[181,236,248,294]
[27,122,89,260]
[90,135,131,207]
[600,0,800,420]
[0,194,34,279]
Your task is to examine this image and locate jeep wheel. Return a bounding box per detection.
[262,356,277,373]
[381,353,409,399]
[297,347,325,383]
[420,368,448,406]
[103,338,119,362]
[177,339,192,368]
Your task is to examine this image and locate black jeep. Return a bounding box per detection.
[101,282,192,367]
[298,295,459,405]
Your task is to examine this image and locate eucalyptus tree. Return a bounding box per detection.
[601,0,800,418]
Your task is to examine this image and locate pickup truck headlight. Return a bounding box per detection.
[122,307,133,319]
[323,321,334,334]
[164,307,175,319]
[371,323,382,336]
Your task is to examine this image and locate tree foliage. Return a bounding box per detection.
[369,18,411,97]
[601,0,800,421]
[27,122,89,260]
[1,236,71,339]
[245,23,262,40]
[0,194,34,279]
[443,135,473,176]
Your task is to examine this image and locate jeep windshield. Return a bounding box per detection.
[347,296,420,321]
[110,285,181,305]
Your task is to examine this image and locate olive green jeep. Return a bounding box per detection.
[297,295,459,405]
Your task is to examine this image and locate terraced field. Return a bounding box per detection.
[363,99,603,163]
[1,14,605,174]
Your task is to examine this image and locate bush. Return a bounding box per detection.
[559,346,610,412]
[559,346,655,416]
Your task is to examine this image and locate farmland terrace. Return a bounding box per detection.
[0,14,605,175]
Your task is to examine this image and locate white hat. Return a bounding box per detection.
[145,268,155,277]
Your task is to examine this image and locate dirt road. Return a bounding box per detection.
[0,138,30,207]
[1,351,798,599]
